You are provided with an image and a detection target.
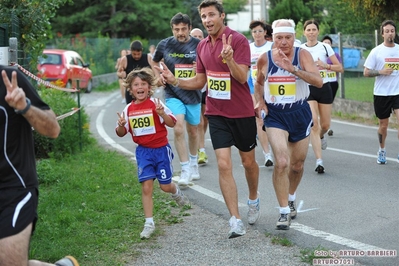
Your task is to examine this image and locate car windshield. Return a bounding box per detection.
[39,54,62,65]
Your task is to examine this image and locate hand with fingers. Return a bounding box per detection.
[116,112,127,128]
[219,34,234,63]
[154,98,166,116]
[154,62,178,86]
[1,70,29,111]
[274,49,295,73]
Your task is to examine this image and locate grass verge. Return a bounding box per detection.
[31,143,190,265]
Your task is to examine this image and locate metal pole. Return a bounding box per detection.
[260,0,266,20]
[338,32,345,99]
[375,29,378,47]
[251,0,254,21]
[76,80,82,151]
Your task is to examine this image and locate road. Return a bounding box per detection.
[81,90,398,266]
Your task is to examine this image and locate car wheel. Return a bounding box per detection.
[85,79,93,93]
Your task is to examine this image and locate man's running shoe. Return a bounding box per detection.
[288,201,297,219]
[264,153,274,167]
[321,136,327,150]
[198,150,208,165]
[55,256,79,266]
[228,216,246,238]
[315,160,325,174]
[172,185,190,206]
[276,213,291,230]
[327,128,333,136]
[377,150,387,164]
[178,169,191,187]
[190,164,200,180]
[140,222,155,239]
[247,193,260,225]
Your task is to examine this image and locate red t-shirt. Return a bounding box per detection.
[116,97,176,148]
[196,27,254,118]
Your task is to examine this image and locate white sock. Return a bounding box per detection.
[288,193,296,201]
[189,154,197,166]
[379,147,386,152]
[279,206,290,214]
[180,161,189,172]
[145,217,154,225]
[199,148,205,153]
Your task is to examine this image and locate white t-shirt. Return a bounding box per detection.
[249,41,273,86]
[300,41,335,83]
[364,43,399,96]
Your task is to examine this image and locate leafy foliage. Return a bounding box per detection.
[0,0,69,68]
[343,0,398,23]
[269,0,311,26]
[34,87,93,160]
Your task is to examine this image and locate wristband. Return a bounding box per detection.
[15,98,31,115]
[172,79,180,87]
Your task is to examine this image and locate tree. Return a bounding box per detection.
[0,0,69,67]
[268,0,311,26]
[343,0,398,23]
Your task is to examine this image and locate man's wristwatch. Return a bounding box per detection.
[293,66,299,74]
[15,98,31,115]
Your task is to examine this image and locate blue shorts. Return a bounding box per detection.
[135,144,174,185]
[265,102,313,142]
[166,98,201,126]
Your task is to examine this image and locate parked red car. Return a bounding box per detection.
[37,49,93,93]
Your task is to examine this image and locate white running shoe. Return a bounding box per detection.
[190,164,200,180]
[140,222,155,239]
[264,153,274,167]
[321,136,327,150]
[247,194,260,225]
[178,169,191,187]
[171,185,190,206]
[228,216,246,239]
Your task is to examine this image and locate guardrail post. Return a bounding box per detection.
[76,80,82,151]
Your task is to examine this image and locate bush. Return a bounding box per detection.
[34,86,94,159]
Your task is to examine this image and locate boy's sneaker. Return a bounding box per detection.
[247,193,260,225]
[190,164,200,180]
[315,160,325,174]
[178,169,191,187]
[228,216,246,239]
[321,136,327,150]
[140,222,155,239]
[264,153,274,167]
[55,256,79,266]
[171,185,190,206]
[327,128,333,136]
[198,150,208,165]
[276,213,291,230]
[289,201,297,219]
[377,150,387,164]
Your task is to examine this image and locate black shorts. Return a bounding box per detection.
[308,82,333,104]
[374,94,399,119]
[207,115,257,152]
[0,188,38,239]
[201,91,206,105]
[330,81,339,101]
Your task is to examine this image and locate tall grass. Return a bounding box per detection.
[32,144,189,265]
[341,76,374,102]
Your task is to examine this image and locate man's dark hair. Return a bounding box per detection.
[170,12,192,28]
[321,35,333,44]
[130,40,143,51]
[198,0,224,15]
[380,20,396,34]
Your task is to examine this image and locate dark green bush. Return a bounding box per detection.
[34,87,94,159]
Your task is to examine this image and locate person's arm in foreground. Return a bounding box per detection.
[2,70,60,138]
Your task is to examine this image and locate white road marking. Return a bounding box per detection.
[93,94,386,251]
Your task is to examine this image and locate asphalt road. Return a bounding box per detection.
[81,90,398,266]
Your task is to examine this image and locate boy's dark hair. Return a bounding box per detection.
[170,12,192,28]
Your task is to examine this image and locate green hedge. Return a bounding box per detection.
[34,87,94,160]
